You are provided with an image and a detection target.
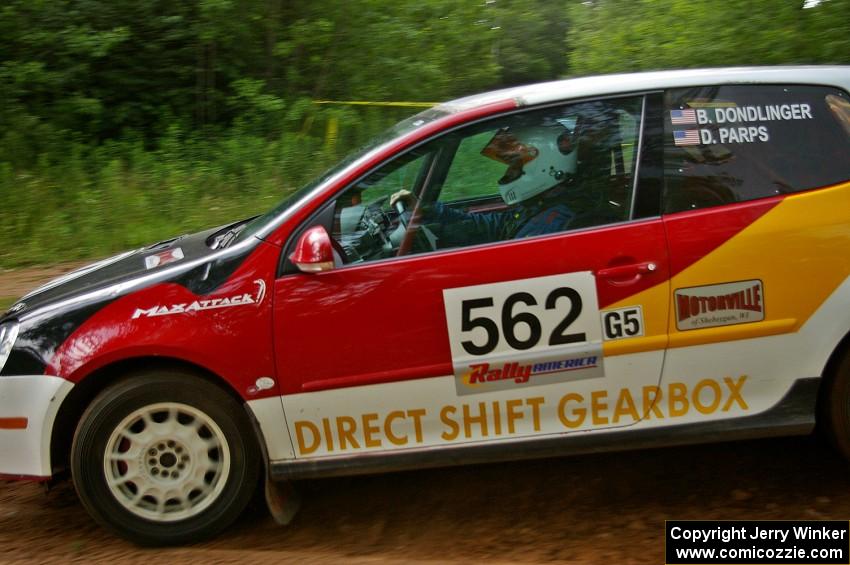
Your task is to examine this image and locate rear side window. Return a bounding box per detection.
[663,84,850,213]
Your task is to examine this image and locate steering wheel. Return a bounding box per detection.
[361,199,392,245]
[395,194,438,256]
[394,198,410,229]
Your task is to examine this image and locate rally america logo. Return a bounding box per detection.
[463,356,600,386]
[675,280,764,330]
[132,279,266,319]
[455,352,604,395]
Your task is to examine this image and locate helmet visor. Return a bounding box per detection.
[497,162,525,185]
[481,128,539,185]
[481,128,540,165]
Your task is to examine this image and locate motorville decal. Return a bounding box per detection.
[131,279,267,319]
[675,280,764,331]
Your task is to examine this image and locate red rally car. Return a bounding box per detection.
[1,66,850,544]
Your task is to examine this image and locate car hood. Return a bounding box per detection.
[3,225,228,319]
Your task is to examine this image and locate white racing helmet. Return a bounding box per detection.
[481,121,579,205]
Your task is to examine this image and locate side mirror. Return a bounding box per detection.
[289,226,335,273]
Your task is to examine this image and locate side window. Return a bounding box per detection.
[331,147,433,264]
[439,130,508,202]
[663,84,850,213]
[331,96,644,265]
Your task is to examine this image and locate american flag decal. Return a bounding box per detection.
[670,109,697,125]
[673,130,700,146]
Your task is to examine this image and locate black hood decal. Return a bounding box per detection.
[0,225,264,377]
[2,299,114,376]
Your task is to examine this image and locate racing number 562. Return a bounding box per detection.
[460,287,586,356]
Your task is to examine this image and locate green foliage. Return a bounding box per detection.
[568,0,850,74]
[0,129,337,268]
[489,0,571,87]
[1,0,849,269]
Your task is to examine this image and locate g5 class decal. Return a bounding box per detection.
[131,278,267,319]
[601,306,645,341]
[443,272,604,395]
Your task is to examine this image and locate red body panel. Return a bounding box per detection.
[48,242,281,400]
[663,196,783,277]
[274,219,670,394]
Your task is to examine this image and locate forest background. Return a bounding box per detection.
[1,0,847,269]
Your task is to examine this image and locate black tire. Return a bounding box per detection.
[822,351,850,461]
[71,370,261,545]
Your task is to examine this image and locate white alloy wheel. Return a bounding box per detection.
[103,402,232,522]
[72,371,260,545]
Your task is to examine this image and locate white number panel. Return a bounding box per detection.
[443,272,604,395]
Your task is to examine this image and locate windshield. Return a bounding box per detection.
[235,106,450,244]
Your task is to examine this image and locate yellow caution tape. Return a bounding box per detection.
[313,100,438,108]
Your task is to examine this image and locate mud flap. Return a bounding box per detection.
[265,477,301,526]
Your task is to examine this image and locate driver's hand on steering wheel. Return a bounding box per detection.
[389,189,417,210]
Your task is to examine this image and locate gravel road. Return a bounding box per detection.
[2,436,848,564]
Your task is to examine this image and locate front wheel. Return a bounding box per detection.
[71,370,260,545]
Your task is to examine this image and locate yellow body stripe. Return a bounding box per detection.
[668,181,850,345]
[603,180,850,356]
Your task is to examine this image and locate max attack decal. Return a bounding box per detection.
[131,279,267,319]
[675,280,764,330]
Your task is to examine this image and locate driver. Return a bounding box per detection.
[391,121,579,248]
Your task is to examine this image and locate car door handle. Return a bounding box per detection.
[597,261,658,285]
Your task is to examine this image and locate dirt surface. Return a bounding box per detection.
[0,260,91,303]
[2,437,849,564]
[1,264,848,564]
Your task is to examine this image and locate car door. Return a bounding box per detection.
[659,83,850,424]
[273,94,672,460]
